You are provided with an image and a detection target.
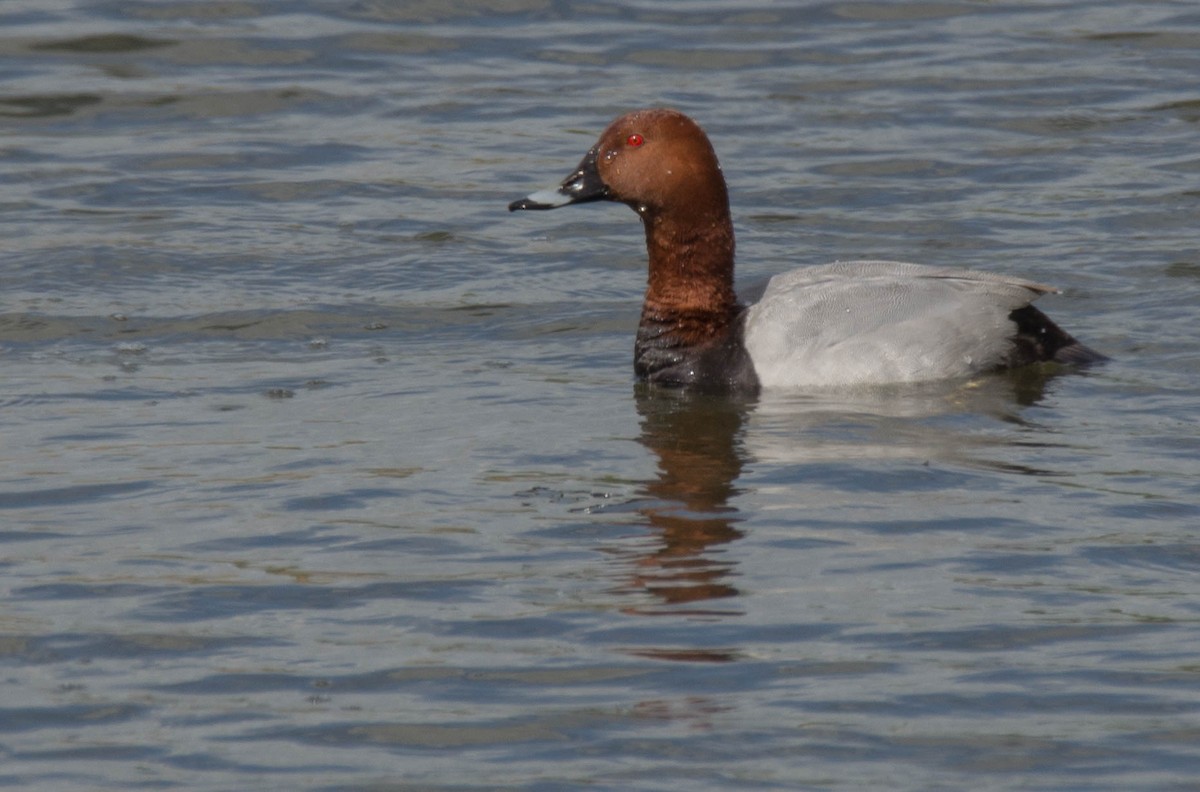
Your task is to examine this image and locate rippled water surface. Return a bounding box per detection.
[3,1,1200,789]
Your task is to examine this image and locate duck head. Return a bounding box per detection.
[508,108,729,221]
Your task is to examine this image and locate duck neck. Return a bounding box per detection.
[638,206,739,336]
[634,205,741,384]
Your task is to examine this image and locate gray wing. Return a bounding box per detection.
[743,260,1058,388]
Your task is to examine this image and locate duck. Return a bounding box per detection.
[509,108,1103,393]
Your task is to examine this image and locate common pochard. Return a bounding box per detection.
[510,108,1102,392]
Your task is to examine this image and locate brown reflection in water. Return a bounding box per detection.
[608,365,1072,651]
[627,646,742,663]
[613,387,753,618]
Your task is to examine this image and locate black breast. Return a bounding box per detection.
[635,309,760,393]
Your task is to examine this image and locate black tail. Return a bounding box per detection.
[1006,305,1107,367]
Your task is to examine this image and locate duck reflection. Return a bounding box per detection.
[613,386,754,616]
[612,364,1070,617]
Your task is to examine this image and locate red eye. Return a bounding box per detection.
[626,133,644,147]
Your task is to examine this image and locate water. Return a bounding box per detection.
[2,1,1200,789]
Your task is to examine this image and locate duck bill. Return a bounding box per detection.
[509,147,608,211]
